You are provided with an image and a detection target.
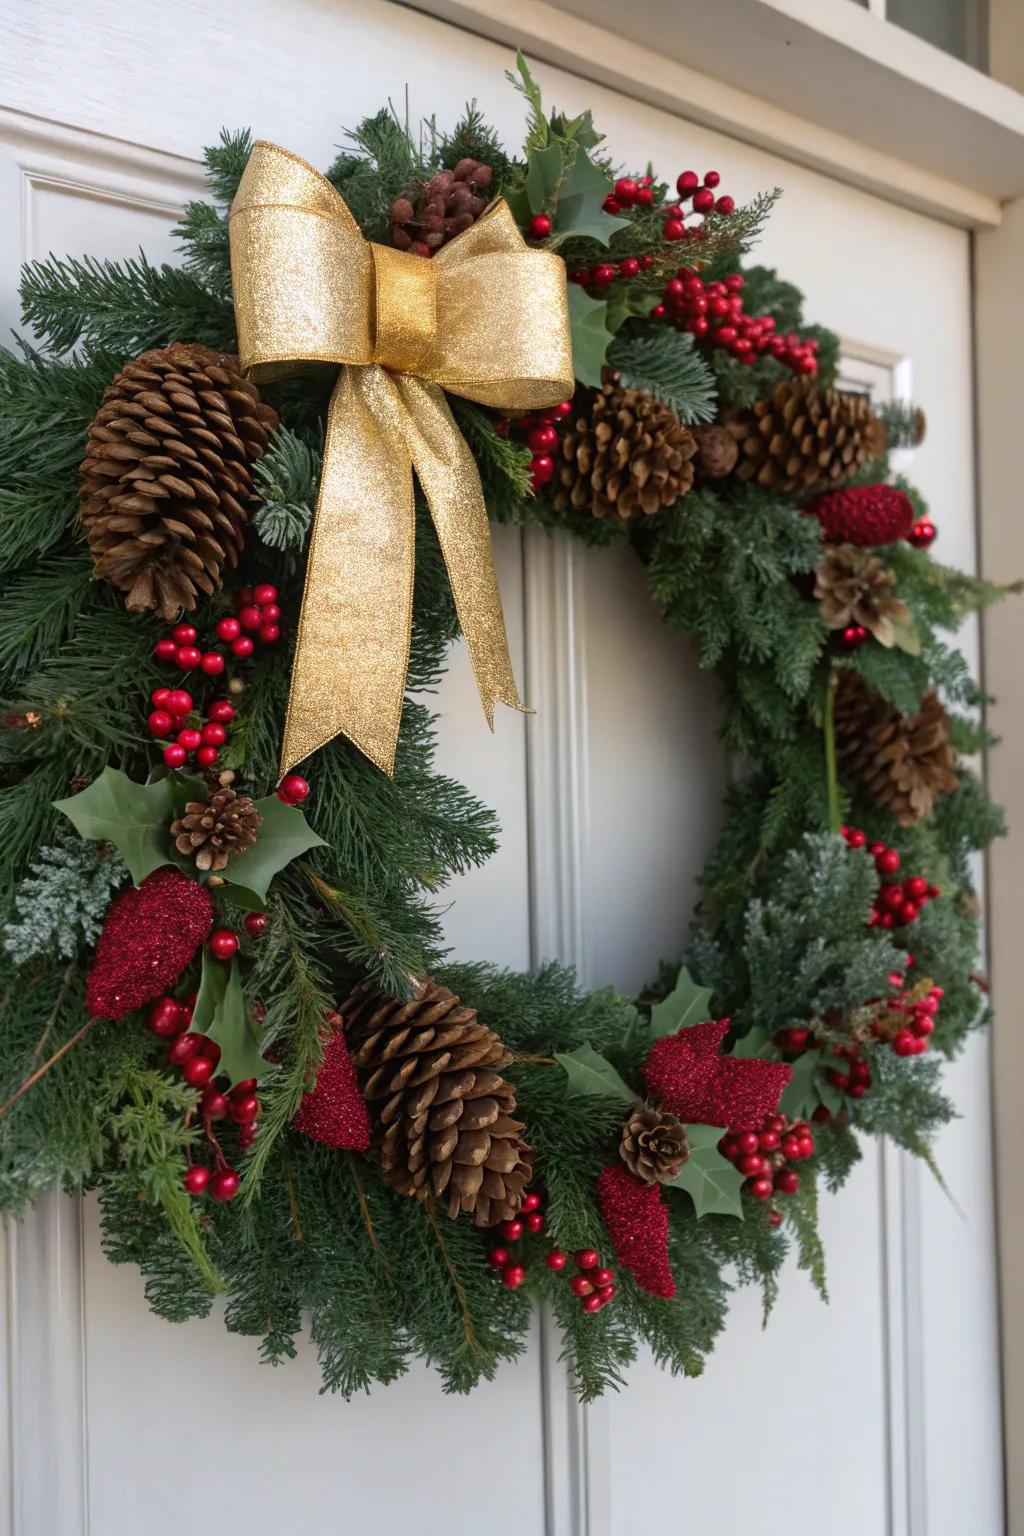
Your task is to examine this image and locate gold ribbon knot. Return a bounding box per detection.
[229,141,574,776]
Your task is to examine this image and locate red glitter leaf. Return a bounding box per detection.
[643,1022,790,1130]
[86,867,214,1020]
[293,1028,371,1150]
[597,1163,675,1299]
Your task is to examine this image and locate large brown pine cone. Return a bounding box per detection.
[344,978,533,1227]
[619,1106,689,1184]
[724,380,879,495]
[390,159,493,256]
[170,772,262,873]
[554,376,697,519]
[80,343,278,620]
[833,671,958,825]
[815,543,910,646]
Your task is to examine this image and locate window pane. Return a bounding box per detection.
[886,0,988,69]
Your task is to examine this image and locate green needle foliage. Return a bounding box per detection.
[0,77,1010,1401]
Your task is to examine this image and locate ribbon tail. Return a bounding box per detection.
[280,366,415,777]
[392,374,529,731]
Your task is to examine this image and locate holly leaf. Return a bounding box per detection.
[566,286,615,388]
[647,965,715,1045]
[166,772,207,818]
[669,1123,745,1220]
[555,1042,637,1104]
[779,1049,825,1119]
[191,950,267,1085]
[730,1026,776,1060]
[222,794,326,903]
[604,287,661,333]
[890,613,922,657]
[550,147,627,247]
[525,143,566,215]
[54,767,173,886]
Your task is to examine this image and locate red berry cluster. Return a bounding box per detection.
[719,1112,815,1204]
[153,583,282,673]
[652,268,819,376]
[841,826,940,930]
[148,687,235,772]
[502,401,573,493]
[603,174,657,215]
[661,169,735,240]
[566,253,655,289]
[487,1197,617,1313]
[875,974,943,1058]
[825,1045,874,1098]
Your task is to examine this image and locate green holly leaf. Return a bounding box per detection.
[779,1049,824,1119]
[567,286,615,389]
[525,143,566,215]
[54,766,174,886]
[166,772,207,818]
[221,794,326,903]
[647,965,714,1044]
[669,1123,745,1220]
[555,1042,637,1104]
[604,287,661,333]
[550,147,627,247]
[890,613,922,657]
[191,950,267,1085]
[730,1026,776,1060]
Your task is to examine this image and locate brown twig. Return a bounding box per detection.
[426,1199,480,1358]
[347,1153,391,1273]
[28,963,76,1068]
[512,1052,558,1065]
[0,1016,99,1119]
[282,1143,304,1241]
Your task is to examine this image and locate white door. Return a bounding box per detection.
[0,3,1002,1533]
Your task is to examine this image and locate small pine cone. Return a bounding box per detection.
[833,671,958,825]
[814,543,910,646]
[691,424,739,479]
[619,1106,689,1184]
[170,774,262,872]
[389,158,494,256]
[80,344,278,620]
[554,375,697,519]
[724,380,879,495]
[344,978,533,1227]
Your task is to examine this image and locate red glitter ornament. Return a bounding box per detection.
[804,484,915,547]
[292,1025,372,1150]
[597,1164,675,1299]
[85,868,214,1020]
[643,1020,790,1130]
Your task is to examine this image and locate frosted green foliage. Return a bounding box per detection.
[3,835,126,966]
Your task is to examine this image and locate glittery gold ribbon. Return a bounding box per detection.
[229,141,574,776]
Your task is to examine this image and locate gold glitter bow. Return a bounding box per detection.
[229,141,574,776]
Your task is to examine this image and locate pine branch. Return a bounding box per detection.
[607,326,718,424]
[252,426,318,553]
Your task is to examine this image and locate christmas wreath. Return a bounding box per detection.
[0,57,1011,1398]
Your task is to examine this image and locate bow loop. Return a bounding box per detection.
[229,140,574,776]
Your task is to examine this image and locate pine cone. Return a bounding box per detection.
[390,158,494,256]
[814,543,910,646]
[724,380,879,494]
[691,424,739,479]
[170,773,262,872]
[833,671,958,825]
[554,376,697,519]
[344,978,533,1227]
[80,344,278,620]
[619,1106,689,1184]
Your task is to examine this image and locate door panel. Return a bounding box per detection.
[0,2,1001,1532]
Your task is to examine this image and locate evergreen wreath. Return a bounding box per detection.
[0,57,1012,1398]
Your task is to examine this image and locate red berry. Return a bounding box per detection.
[229,1093,260,1124]
[737,1130,759,1156]
[253,584,278,606]
[244,912,268,937]
[238,605,262,631]
[877,849,901,876]
[521,1192,542,1213]
[154,638,178,662]
[148,709,173,737]
[552,401,573,418]
[202,1089,229,1121]
[614,177,638,204]
[195,746,219,767]
[739,1153,765,1177]
[151,687,171,707]
[525,1211,544,1234]
[601,196,621,215]
[488,1245,509,1268]
[216,616,242,642]
[528,213,552,239]
[168,1032,202,1065]
[207,700,235,723]
[840,624,869,648]
[592,264,616,286]
[231,636,255,658]
[715,196,735,215]
[582,1293,603,1313]
[201,722,226,746]
[663,218,686,241]
[676,170,699,196]
[692,188,715,214]
[592,1267,614,1287]
[258,624,280,645]
[780,1135,802,1160]
[879,883,905,911]
[500,1218,524,1242]
[182,1054,214,1087]
[502,1264,527,1289]
[898,901,920,926]
[166,689,193,716]
[529,454,555,490]
[527,424,558,454]
[905,876,929,901]
[546,1249,568,1271]
[175,727,201,751]
[759,1130,781,1152]
[209,929,239,961]
[768,1208,782,1228]
[570,1275,594,1298]
[162,743,187,769]
[261,603,281,623]
[200,652,226,676]
[596,1284,616,1303]
[183,1164,209,1195]
[618,257,640,278]
[908,520,936,548]
[278,773,309,804]
[574,1248,599,1271]
[748,1176,774,1200]
[893,1030,918,1057]
[209,1168,240,1202]
[703,170,721,188]
[173,624,197,645]
[175,646,202,669]
[147,997,182,1037]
